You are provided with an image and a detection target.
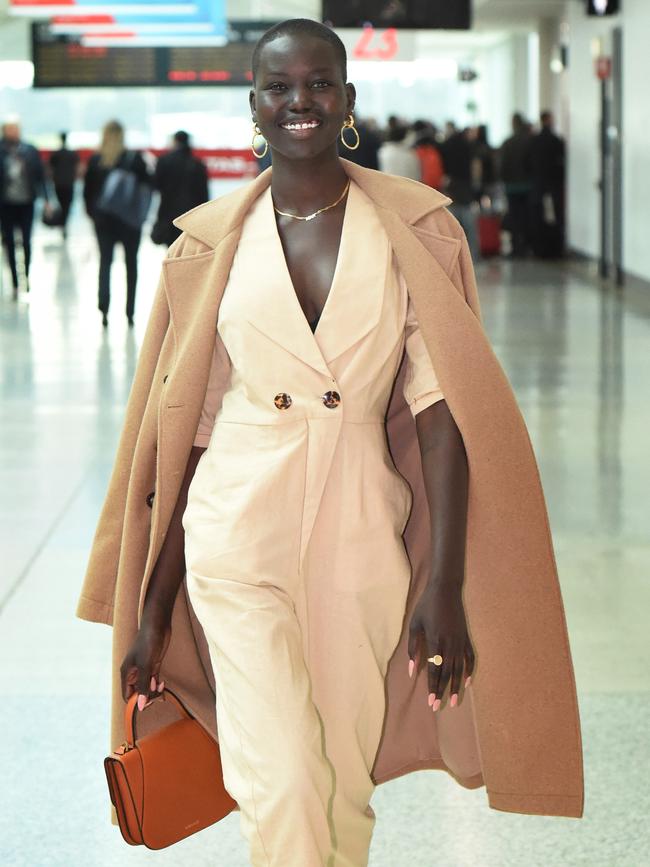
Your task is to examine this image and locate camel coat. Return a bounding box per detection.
[76,160,584,819]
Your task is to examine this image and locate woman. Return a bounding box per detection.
[83,120,151,327]
[77,20,583,867]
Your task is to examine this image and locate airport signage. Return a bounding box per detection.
[31,20,275,86]
[338,28,416,62]
[323,0,472,29]
[10,1,198,14]
[14,0,227,47]
[587,0,620,15]
[38,147,258,178]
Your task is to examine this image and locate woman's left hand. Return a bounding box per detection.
[407,582,475,712]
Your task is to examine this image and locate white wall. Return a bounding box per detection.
[477,33,537,145]
[566,0,650,281]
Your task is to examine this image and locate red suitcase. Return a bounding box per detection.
[478,214,502,257]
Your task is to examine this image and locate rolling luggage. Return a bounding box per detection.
[478,213,502,257]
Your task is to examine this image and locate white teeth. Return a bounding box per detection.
[283,121,319,130]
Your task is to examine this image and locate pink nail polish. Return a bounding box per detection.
[408,659,415,679]
[450,693,458,708]
[428,693,436,707]
[150,676,156,691]
[432,699,441,712]
[137,694,146,712]
[157,681,164,692]
[465,676,472,688]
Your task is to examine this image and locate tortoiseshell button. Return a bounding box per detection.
[321,390,341,409]
[274,393,292,410]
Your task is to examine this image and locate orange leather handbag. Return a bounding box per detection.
[104,687,237,849]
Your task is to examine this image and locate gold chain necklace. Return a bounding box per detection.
[273,180,350,222]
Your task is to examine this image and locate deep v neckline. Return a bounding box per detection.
[269,182,353,342]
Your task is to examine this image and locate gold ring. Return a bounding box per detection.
[427,655,443,666]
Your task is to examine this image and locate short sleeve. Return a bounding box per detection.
[193,340,230,447]
[403,296,444,417]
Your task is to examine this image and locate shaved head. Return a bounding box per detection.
[252,18,347,84]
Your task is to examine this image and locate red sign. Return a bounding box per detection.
[191,148,257,179]
[353,27,399,61]
[39,147,258,179]
[595,57,612,80]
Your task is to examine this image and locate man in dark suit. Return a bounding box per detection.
[0,119,48,293]
[499,112,534,257]
[49,131,80,238]
[152,131,209,247]
[529,111,566,258]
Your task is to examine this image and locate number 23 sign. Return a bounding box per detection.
[353,27,399,61]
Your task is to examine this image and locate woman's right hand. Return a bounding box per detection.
[120,615,172,711]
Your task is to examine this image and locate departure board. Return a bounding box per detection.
[31,21,258,87]
[323,0,472,29]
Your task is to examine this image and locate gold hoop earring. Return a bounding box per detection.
[340,114,360,151]
[251,122,268,159]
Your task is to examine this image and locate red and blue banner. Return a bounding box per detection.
[11,1,227,45]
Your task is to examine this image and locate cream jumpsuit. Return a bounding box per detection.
[183,181,443,867]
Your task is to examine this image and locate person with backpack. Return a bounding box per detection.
[0,117,48,295]
[152,130,209,247]
[83,119,152,327]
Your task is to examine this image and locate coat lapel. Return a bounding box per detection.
[313,181,387,365]
[374,207,482,408]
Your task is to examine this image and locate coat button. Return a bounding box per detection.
[274,393,292,410]
[321,390,341,409]
[146,491,155,508]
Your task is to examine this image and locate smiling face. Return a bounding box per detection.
[250,33,355,162]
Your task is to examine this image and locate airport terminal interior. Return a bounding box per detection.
[1,1,649,866]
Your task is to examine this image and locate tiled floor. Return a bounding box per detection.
[1,205,649,867]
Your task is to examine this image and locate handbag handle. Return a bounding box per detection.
[123,687,193,747]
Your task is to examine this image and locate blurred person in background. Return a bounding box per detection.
[152,130,209,247]
[378,125,421,181]
[472,124,497,206]
[443,120,458,141]
[529,110,566,258]
[470,126,502,258]
[440,126,479,260]
[386,114,403,139]
[49,131,79,239]
[0,118,48,295]
[410,120,444,190]
[500,112,533,257]
[337,115,380,169]
[83,119,152,327]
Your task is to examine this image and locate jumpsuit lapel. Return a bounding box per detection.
[240,183,385,375]
[314,182,387,366]
[238,188,333,379]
